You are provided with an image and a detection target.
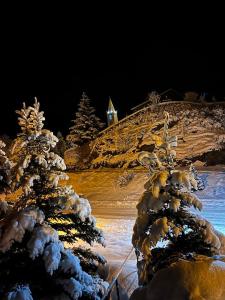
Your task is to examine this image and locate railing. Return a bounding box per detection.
[102,247,136,300]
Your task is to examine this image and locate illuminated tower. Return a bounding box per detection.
[107,97,118,126]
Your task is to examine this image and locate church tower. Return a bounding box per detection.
[107,97,118,126]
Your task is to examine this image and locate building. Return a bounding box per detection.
[107,97,118,126]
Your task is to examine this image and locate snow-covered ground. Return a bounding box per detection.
[94,218,137,297]
[92,196,225,297]
[67,170,225,259]
[68,170,225,297]
[92,192,225,263]
[90,193,225,297]
[67,170,225,234]
[194,198,225,234]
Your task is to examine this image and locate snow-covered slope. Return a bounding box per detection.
[65,102,225,168]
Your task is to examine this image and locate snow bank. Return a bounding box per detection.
[131,256,225,300]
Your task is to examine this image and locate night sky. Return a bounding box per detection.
[1,31,225,137]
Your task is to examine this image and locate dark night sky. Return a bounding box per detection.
[1,18,225,137]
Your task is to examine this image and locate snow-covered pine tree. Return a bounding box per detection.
[132,111,221,287]
[66,92,105,147]
[0,99,108,299]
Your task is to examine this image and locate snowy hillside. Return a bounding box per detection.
[65,101,225,168]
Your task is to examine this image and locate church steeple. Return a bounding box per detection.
[107,97,118,126]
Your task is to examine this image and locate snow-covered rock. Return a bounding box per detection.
[130,256,225,300]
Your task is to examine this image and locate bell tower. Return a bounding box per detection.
[107,97,118,126]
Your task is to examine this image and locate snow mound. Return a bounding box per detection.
[131,256,225,300]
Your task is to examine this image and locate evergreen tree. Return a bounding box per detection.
[0,99,108,299]
[132,112,221,287]
[67,93,105,147]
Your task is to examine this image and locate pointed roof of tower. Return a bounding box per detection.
[108,97,116,112]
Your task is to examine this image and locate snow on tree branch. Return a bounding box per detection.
[0,99,107,299]
[132,111,223,288]
[16,98,45,135]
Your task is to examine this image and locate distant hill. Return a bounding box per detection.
[65,101,225,169]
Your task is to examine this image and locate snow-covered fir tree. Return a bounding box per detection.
[67,93,105,147]
[0,99,108,299]
[132,111,221,287]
